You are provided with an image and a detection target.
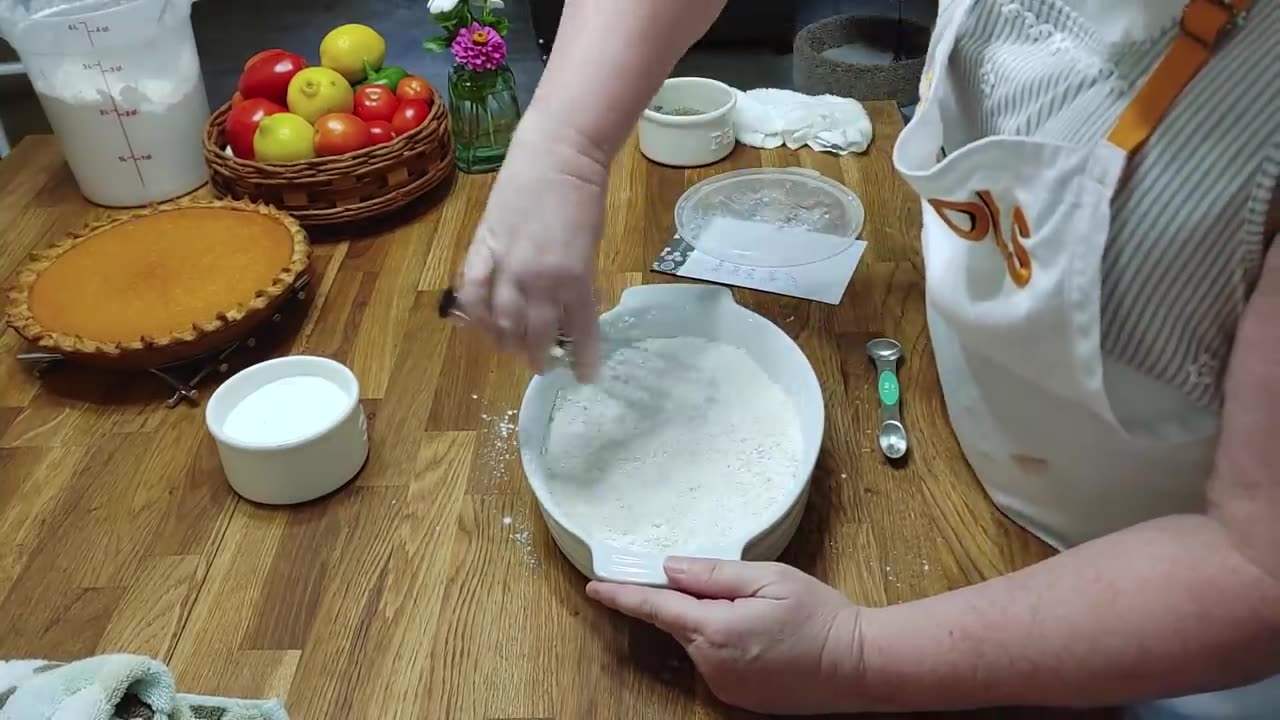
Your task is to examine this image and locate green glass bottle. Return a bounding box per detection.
[447,63,521,174]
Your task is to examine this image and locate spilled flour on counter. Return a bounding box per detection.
[542,337,804,553]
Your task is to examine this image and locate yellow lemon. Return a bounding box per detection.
[320,24,386,83]
[253,113,316,163]
[286,66,355,124]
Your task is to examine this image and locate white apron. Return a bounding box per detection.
[893,0,1280,717]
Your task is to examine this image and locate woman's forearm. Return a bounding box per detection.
[852,513,1280,711]
[518,0,727,165]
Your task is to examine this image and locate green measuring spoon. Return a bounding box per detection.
[866,337,908,460]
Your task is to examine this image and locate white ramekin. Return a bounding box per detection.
[639,77,739,167]
[205,355,369,505]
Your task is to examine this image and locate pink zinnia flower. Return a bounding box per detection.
[451,22,507,72]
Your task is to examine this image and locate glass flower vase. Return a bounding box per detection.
[447,63,522,174]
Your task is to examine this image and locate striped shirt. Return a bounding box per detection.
[931,0,1280,408]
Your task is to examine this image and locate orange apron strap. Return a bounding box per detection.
[1108,0,1252,154]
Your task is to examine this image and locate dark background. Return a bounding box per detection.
[0,0,936,151]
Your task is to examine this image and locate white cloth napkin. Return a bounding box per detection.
[732,88,873,155]
[0,656,287,720]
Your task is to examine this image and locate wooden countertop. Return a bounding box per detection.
[0,102,1108,719]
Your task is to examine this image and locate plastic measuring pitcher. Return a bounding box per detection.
[0,0,210,207]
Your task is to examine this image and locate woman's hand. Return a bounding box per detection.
[452,0,728,382]
[587,557,865,715]
[456,120,608,381]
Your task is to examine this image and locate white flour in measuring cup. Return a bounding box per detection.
[33,46,210,207]
[2,0,212,207]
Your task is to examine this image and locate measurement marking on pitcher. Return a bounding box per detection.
[83,58,148,188]
[68,21,111,48]
[67,21,147,187]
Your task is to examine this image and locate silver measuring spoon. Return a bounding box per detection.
[866,338,909,460]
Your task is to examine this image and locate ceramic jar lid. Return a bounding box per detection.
[674,168,866,267]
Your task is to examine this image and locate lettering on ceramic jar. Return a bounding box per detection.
[709,128,735,151]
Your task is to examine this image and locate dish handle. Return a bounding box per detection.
[590,542,745,587]
[609,283,739,317]
[592,546,670,586]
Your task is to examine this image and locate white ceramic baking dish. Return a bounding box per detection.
[518,284,825,586]
[639,77,738,167]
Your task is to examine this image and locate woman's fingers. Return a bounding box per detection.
[458,245,496,325]
[561,282,600,383]
[457,247,593,378]
[664,557,775,600]
[524,299,561,374]
[490,274,527,351]
[586,581,714,643]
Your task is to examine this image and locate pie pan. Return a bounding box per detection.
[4,198,310,370]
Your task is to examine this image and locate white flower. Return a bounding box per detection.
[428,0,462,13]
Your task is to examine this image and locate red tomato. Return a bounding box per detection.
[230,91,245,107]
[238,51,307,107]
[244,48,288,71]
[390,100,430,136]
[353,85,399,124]
[314,113,372,156]
[366,120,395,146]
[395,76,432,103]
[225,98,286,160]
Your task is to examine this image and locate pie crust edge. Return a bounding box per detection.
[4,198,311,363]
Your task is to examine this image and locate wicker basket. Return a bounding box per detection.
[203,87,454,227]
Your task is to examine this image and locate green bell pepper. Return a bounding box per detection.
[357,59,409,90]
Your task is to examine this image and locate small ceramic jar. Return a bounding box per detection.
[639,77,738,167]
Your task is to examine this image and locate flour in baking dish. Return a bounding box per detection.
[542,337,804,553]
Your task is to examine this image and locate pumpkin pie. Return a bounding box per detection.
[5,198,310,369]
